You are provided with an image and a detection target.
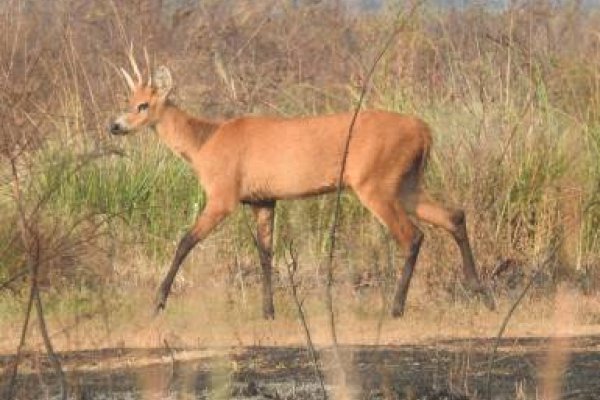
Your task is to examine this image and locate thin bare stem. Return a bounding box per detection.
[4,259,35,400]
[5,150,68,400]
[284,243,328,400]
[323,0,424,368]
[34,282,67,399]
[485,246,558,400]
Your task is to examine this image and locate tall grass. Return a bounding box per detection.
[38,138,205,256]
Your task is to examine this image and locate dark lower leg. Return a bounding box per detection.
[252,204,276,319]
[413,197,481,287]
[155,232,199,314]
[451,210,495,310]
[352,187,423,318]
[259,255,275,319]
[451,210,480,286]
[391,230,424,317]
[153,204,232,315]
[256,236,275,319]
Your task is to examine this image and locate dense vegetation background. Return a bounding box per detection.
[1,0,600,342]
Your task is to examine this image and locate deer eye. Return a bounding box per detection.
[137,102,149,113]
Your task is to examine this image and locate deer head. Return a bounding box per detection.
[109,48,173,135]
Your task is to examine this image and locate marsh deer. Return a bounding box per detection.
[109,51,495,319]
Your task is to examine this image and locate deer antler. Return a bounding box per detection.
[144,47,152,87]
[128,43,143,87]
[120,67,135,91]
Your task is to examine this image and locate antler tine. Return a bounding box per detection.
[143,47,152,87]
[120,67,136,91]
[128,43,143,86]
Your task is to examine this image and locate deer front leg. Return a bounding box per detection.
[154,202,233,315]
[251,201,276,320]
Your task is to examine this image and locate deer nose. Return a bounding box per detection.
[109,122,122,135]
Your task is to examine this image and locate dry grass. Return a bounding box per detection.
[1,277,599,354]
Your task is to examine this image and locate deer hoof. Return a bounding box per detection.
[263,310,275,320]
[479,288,496,311]
[391,304,405,318]
[153,294,167,317]
[466,282,496,311]
[263,306,275,320]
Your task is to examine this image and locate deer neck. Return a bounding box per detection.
[154,103,220,161]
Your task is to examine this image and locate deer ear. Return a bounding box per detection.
[153,65,173,99]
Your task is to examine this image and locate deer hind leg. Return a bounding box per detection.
[154,201,233,315]
[251,201,276,320]
[410,191,495,310]
[354,186,424,317]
